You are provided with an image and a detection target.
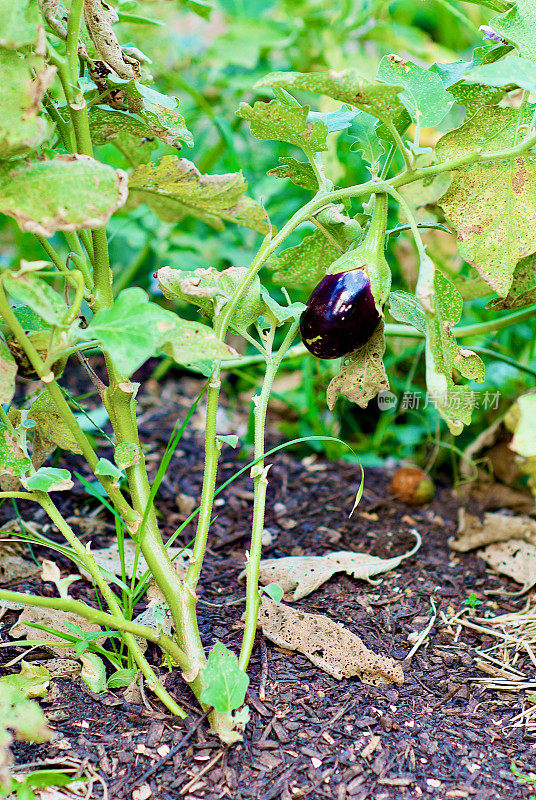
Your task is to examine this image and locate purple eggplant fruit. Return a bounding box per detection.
[300,270,380,359]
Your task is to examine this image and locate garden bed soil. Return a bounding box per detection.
[2,373,536,800]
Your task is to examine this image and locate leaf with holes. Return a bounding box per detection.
[255,70,405,124]
[436,105,536,297]
[0,155,128,236]
[248,532,421,600]
[29,391,83,456]
[376,55,454,128]
[161,316,237,366]
[480,540,536,593]
[388,291,426,332]
[327,324,389,410]
[200,643,249,713]
[236,100,328,154]
[129,157,269,234]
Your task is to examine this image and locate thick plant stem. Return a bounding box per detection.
[37,493,187,717]
[239,322,299,672]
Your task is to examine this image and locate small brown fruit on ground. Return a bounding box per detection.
[390,467,435,506]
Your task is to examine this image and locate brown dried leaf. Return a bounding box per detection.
[84,538,189,582]
[257,597,404,685]
[0,542,40,583]
[479,540,536,593]
[84,0,140,80]
[451,509,536,552]
[251,532,421,600]
[327,323,388,410]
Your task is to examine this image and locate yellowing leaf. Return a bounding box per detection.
[0,50,53,159]
[0,661,50,699]
[29,391,82,456]
[236,100,328,153]
[0,155,128,236]
[327,324,389,410]
[251,531,421,600]
[437,105,536,297]
[129,157,270,234]
[258,597,404,685]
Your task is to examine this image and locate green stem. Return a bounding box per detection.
[63,232,94,290]
[36,493,187,717]
[66,0,84,81]
[239,321,299,672]
[35,236,68,275]
[385,122,413,172]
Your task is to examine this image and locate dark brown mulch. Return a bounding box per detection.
[3,373,536,800]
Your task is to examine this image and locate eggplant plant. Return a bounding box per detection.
[1,0,536,746]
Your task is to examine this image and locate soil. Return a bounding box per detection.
[2,372,536,800]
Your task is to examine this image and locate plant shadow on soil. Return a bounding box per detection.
[2,372,536,800]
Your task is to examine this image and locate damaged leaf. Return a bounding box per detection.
[327,323,389,410]
[258,597,404,685]
[10,607,104,657]
[487,253,536,310]
[83,538,189,582]
[251,531,421,600]
[84,0,141,80]
[267,157,318,191]
[480,540,536,593]
[0,420,31,478]
[236,100,328,154]
[0,155,128,236]
[436,105,536,297]
[0,50,53,159]
[0,338,17,405]
[129,157,270,234]
[29,391,83,456]
[451,509,536,552]
[268,230,342,290]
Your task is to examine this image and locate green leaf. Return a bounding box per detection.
[2,274,66,326]
[24,467,73,492]
[490,0,536,63]
[0,661,50,699]
[259,287,305,326]
[267,230,342,289]
[88,107,158,166]
[0,0,41,48]
[307,105,358,132]
[0,684,51,742]
[255,70,406,124]
[0,50,52,159]
[0,337,17,405]
[107,668,137,689]
[376,55,454,128]
[424,271,485,435]
[24,770,74,789]
[107,78,194,149]
[349,113,386,170]
[465,53,536,94]
[217,434,239,448]
[95,458,123,481]
[487,252,536,310]
[326,324,389,410]
[388,291,426,332]
[0,420,31,478]
[0,155,128,236]
[79,287,178,376]
[436,105,536,297]
[29,391,83,455]
[157,266,264,332]
[114,442,140,470]
[236,100,328,153]
[79,653,107,693]
[129,156,270,234]
[267,157,318,191]
[161,316,237,366]
[446,82,505,119]
[200,643,249,713]
[263,582,283,603]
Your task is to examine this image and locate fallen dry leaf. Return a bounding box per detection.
[0,541,40,583]
[10,607,104,657]
[250,531,421,600]
[451,509,536,552]
[479,540,536,594]
[257,597,404,685]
